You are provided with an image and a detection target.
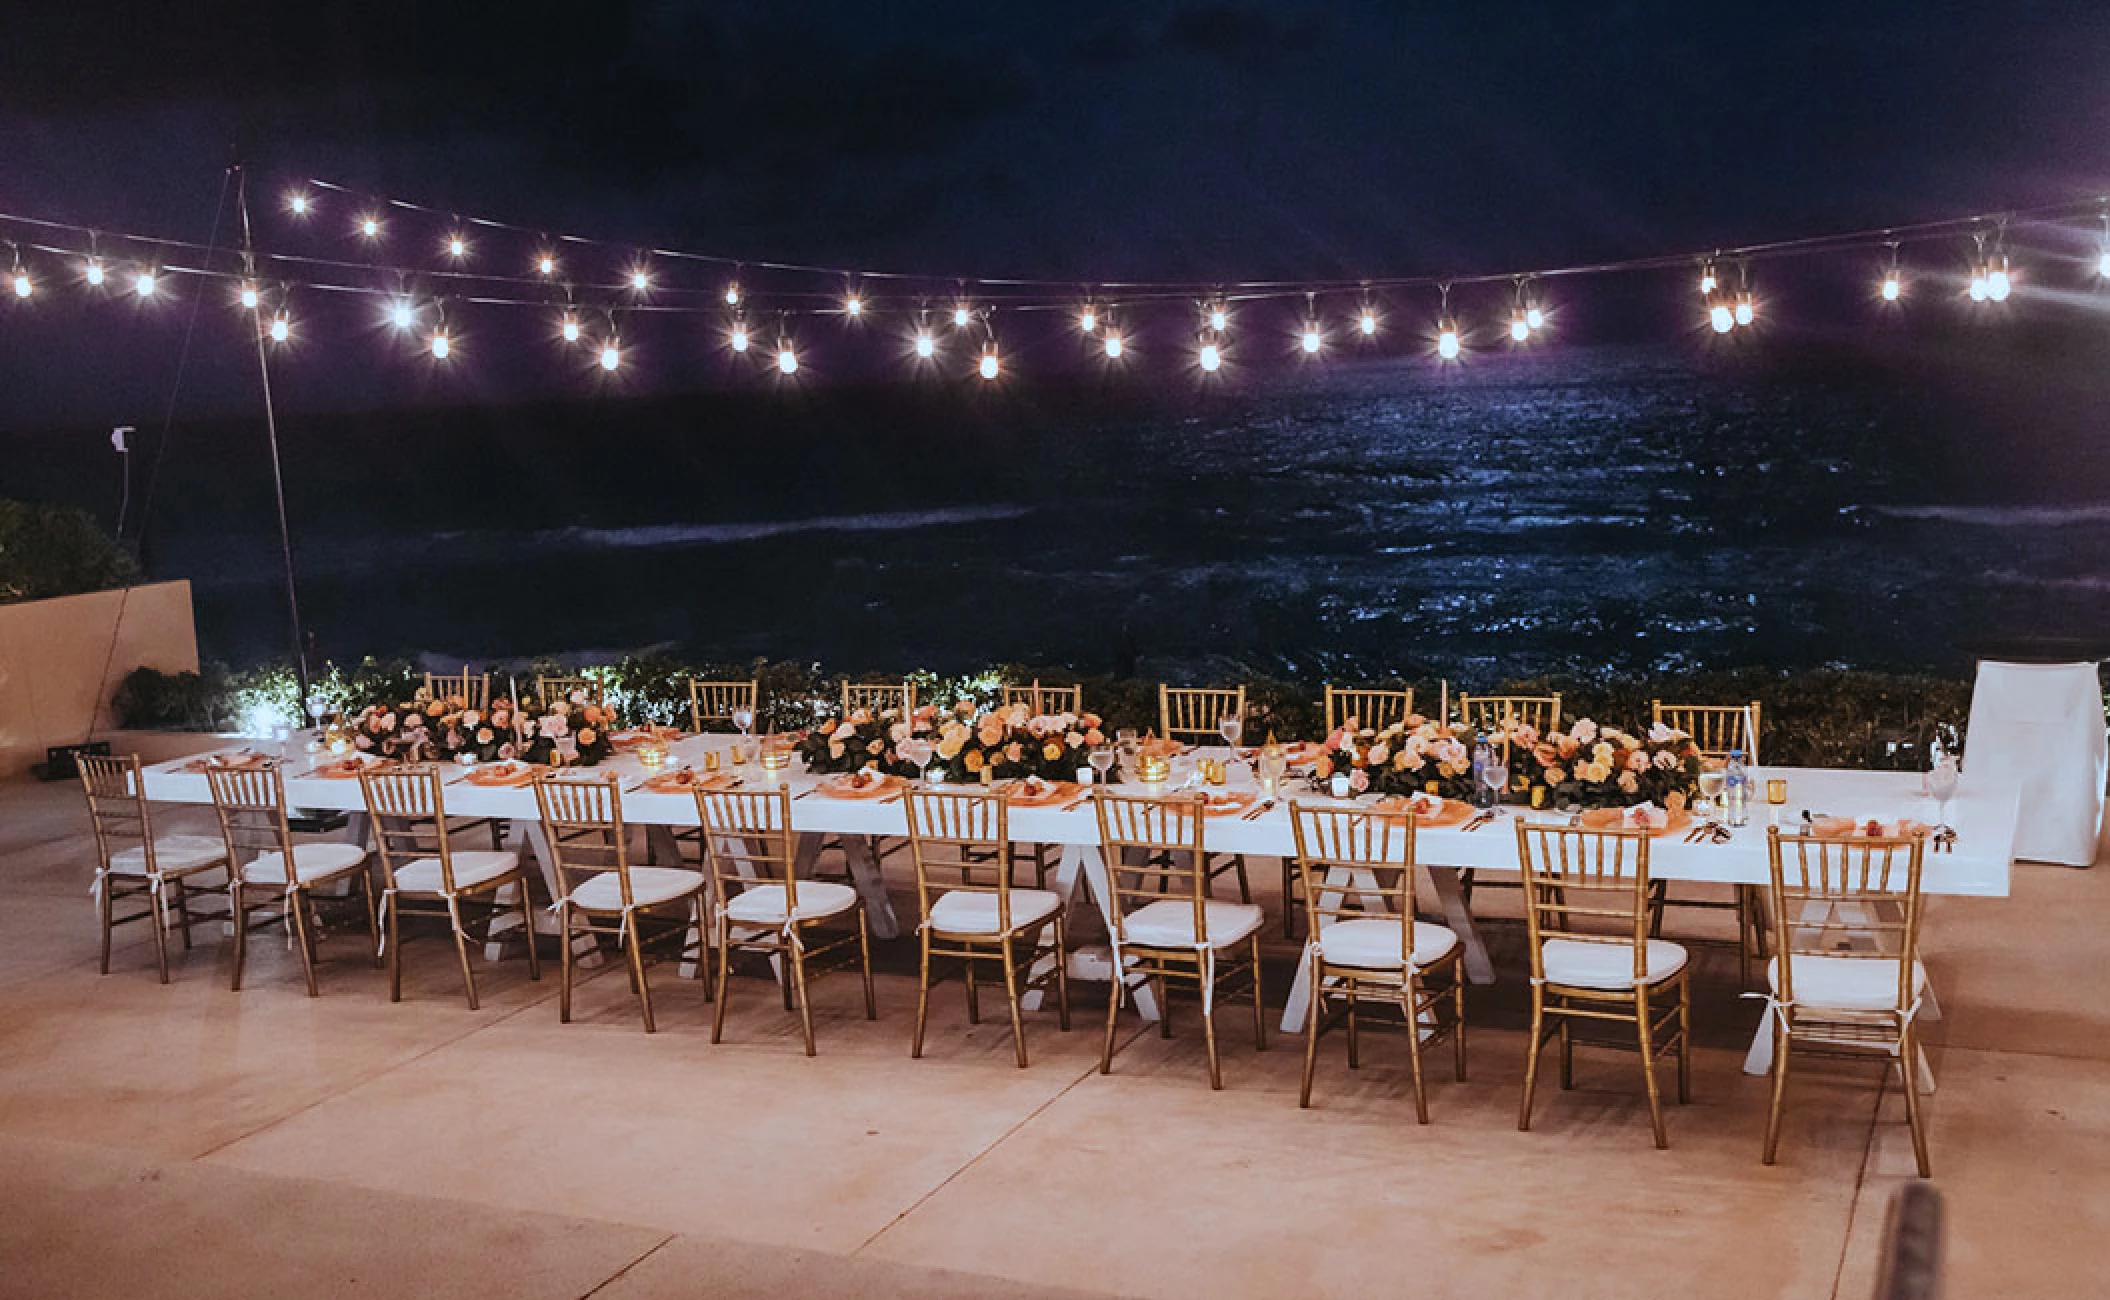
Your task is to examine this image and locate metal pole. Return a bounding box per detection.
[234,164,311,705]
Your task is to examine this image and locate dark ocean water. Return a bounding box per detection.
[78,335,2110,679]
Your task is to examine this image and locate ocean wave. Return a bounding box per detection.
[1847,504,2110,528]
[514,505,1036,549]
[1983,569,2110,593]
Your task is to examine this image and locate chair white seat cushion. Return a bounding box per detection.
[1121,898,1264,950]
[1769,955,1926,1013]
[1541,936,1688,990]
[391,849,520,895]
[242,841,368,885]
[108,834,226,876]
[568,867,706,912]
[724,880,858,926]
[927,887,1061,936]
[1313,917,1459,971]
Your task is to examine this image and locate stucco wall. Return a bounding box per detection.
[0,581,199,776]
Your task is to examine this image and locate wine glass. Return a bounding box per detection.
[1927,753,1960,832]
[1480,754,1509,808]
[1696,765,1727,817]
[1089,746,1116,785]
[1219,715,1244,773]
[731,704,755,738]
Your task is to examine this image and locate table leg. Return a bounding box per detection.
[483,820,603,968]
[1425,866,1495,984]
[841,835,901,940]
[1022,843,1159,1021]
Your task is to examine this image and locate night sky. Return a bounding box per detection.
[5,1,2110,425]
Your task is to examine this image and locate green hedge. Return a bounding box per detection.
[114,655,1982,770]
[0,499,137,604]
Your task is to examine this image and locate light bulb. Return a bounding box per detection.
[85,259,106,287]
[1437,328,1461,360]
[1359,309,1377,336]
[133,271,157,298]
[915,331,936,358]
[268,314,289,342]
[561,316,581,343]
[1510,316,1530,342]
[1079,308,1097,332]
[1710,304,1735,333]
[1734,299,1755,326]
[630,269,650,291]
[724,285,740,306]
[288,192,309,215]
[1987,269,2011,301]
[1199,341,1222,372]
[730,325,749,353]
[844,294,862,317]
[446,235,466,258]
[537,254,556,276]
[1301,326,1322,354]
[10,272,28,298]
[1881,273,1901,302]
[599,344,620,371]
[777,344,798,374]
[1700,273,1717,295]
[953,305,971,328]
[389,300,414,329]
[359,216,380,238]
[1968,272,1989,302]
[240,284,260,310]
[429,331,450,359]
[1103,332,1123,359]
[978,349,1000,380]
[1525,306,1545,331]
[2099,249,2110,279]
[1209,307,1227,331]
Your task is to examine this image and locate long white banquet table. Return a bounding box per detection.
[142,735,2017,1058]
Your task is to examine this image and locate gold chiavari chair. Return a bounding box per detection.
[904,788,1070,1067]
[532,773,707,1033]
[424,668,490,710]
[80,753,230,983]
[359,764,541,1009]
[1288,802,1467,1122]
[695,786,877,1055]
[1514,820,1692,1148]
[1094,791,1266,1089]
[1323,685,1417,734]
[1456,692,1561,736]
[1158,684,1246,748]
[536,674,601,705]
[1650,699,1768,984]
[1002,680,1083,717]
[841,680,915,716]
[1762,826,1932,1176]
[206,764,379,997]
[688,678,760,733]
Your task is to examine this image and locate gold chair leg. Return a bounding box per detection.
[1100,967,1123,1075]
[557,902,575,1024]
[709,916,732,1043]
[1201,960,1223,1091]
[1676,981,1692,1104]
[98,875,115,976]
[857,909,877,1021]
[149,881,171,984]
[1403,975,1430,1125]
[626,913,656,1033]
[1052,915,1071,1032]
[963,946,981,1024]
[1232,854,1252,905]
[912,930,932,1059]
[1280,860,1297,938]
[448,896,480,1011]
[1249,934,1266,1050]
[174,876,195,951]
[1559,1019,1573,1089]
[360,872,383,967]
[1762,1019,1791,1165]
[387,896,405,1002]
[1299,956,1322,1108]
[1345,984,1360,1069]
[1001,935,1029,1069]
[1899,1027,1932,1178]
[518,880,542,982]
[789,941,817,1057]
[291,888,321,998]
[1518,990,1544,1131]
[1636,987,1669,1149]
[230,885,248,992]
[1452,968,1469,1082]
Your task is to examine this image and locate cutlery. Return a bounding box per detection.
[793,788,816,801]
[1461,810,1495,833]
[1057,793,1093,812]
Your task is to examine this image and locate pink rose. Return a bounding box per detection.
[1348,769,1371,793]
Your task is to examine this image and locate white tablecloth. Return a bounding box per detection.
[1964,660,2105,866]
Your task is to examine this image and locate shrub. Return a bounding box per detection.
[0,499,138,604]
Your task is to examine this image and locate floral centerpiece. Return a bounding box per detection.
[443,696,526,763]
[796,704,940,777]
[1309,714,1478,799]
[927,703,1108,782]
[1507,718,1701,809]
[514,689,616,767]
[348,689,465,762]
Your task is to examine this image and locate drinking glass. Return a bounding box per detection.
[1927,756,1960,831]
[1696,767,1726,816]
[1219,715,1243,755]
[731,705,755,739]
[1480,757,1508,807]
[1089,747,1116,785]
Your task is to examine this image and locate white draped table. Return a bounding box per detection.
[142,738,2017,1062]
[1962,659,2105,866]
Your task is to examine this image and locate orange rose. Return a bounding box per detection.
[1043,741,1063,762]
[577,728,597,746]
[964,750,985,772]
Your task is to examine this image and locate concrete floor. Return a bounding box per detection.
[2,777,2105,1298]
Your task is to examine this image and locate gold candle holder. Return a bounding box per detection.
[759,749,791,773]
[1766,778,1788,805]
[637,740,669,770]
[1138,754,1170,784]
[1204,758,1228,786]
[703,750,721,773]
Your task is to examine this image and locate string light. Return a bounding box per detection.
[599,341,621,371]
[1300,321,1322,354]
[1734,295,1755,326]
[2098,211,2110,279]
[776,338,798,374]
[1078,304,1097,333]
[445,233,467,259]
[915,328,937,358]
[358,214,381,239]
[268,312,290,342]
[1987,255,2012,302]
[1436,321,1461,359]
[389,299,416,330]
[287,191,311,216]
[1103,330,1124,359]
[11,269,31,299]
[628,266,650,292]
[560,313,582,343]
[729,320,750,353]
[429,329,451,359]
[1700,261,1718,295]
[1526,306,1545,330]
[1358,305,1378,336]
[978,343,1000,380]
[132,269,157,298]
[2099,249,2110,279]
[84,257,105,287]
[723,282,741,307]
[1198,337,1222,372]
[1208,302,1228,332]
[1968,266,1990,301]
[536,252,556,276]
[952,302,972,328]
[843,291,863,318]
[1710,303,1735,333]
[1509,313,1530,343]
[1881,271,1901,301]
[240,283,261,310]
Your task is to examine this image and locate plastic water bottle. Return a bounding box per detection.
[1471,736,1494,808]
[1724,748,1749,827]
